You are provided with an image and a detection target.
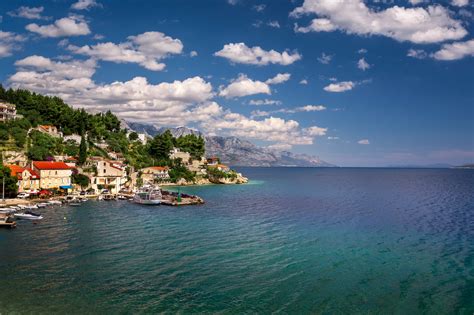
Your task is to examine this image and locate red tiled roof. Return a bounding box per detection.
[25,168,40,179]
[5,164,24,176]
[33,161,72,170]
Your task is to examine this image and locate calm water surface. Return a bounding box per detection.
[1,168,473,314]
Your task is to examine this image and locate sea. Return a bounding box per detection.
[0,167,473,314]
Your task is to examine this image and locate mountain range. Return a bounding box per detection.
[125,121,336,167]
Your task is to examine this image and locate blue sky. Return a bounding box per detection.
[0,0,473,166]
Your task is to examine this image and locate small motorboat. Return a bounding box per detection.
[14,210,43,220]
[36,203,49,208]
[48,200,62,205]
[0,213,16,228]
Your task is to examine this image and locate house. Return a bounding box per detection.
[141,166,170,184]
[53,155,77,168]
[36,125,63,138]
[87,158,127,194]
[170,148,191,164]
[63,134,82,144]
[32,161,73,190]
[6,164,40,192]
[209,164,230,172]
[207,157,219,166]
[0,101,16,122]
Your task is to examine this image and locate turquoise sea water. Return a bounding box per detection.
[0,168,473,314]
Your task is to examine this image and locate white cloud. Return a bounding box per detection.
[409,0,425,5]
[357,57,370,70]
[67,31,183,71]
[219,74,271,98]
[304,126,327,136]
[291,0,467,44]
[268,21,281,28]
[26,15,90,37]
[71,0,101,10]
[8,6,48,20]
[279,105,326,113]
[190,50,198,57]
[451,0,469,7]
[0,31,26,57]
[8,54,327,149]
[358,48,367,54]
[407,48,428,59]
[249,99,282,106]
[358,139,370,145]
[93,34,104,40]
[327,136,339,140]
[266,143,292,151]
[227,0,239,5]
[253,4,266,12]
[214,42,301,66]
[299,79,308,85]
[323,81,355,92]
[317,52,332,64]
[250,110,270,118]
[265,73,291,85]
[432,39,474,60]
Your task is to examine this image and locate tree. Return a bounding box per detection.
[148,131,173,161]
[72,173,90,189]
[0,164,18,198]
[128,132,139,141]
[78,134,87,165]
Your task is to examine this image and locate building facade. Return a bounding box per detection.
[0,102,16,122]
[6,164,40,192]
[141,166,170,184]
[87,158,127,194]
[32,161,73,190]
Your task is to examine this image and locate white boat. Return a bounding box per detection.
[48,200,62,205]
[14,211,43,220]
[133,186,163,205]
[36,203,49,208]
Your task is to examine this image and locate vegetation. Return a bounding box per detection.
[0,164,18,197]
[72,173,90,189]
[0,86,234,186]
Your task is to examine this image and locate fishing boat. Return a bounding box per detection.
[14,210,43,220]
[133,186,163,205]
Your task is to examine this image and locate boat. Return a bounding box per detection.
[133,186,163,205]
[14,210,43,220]
[36,203,49,208]
[48,200,62,205]
[0,213,16,228]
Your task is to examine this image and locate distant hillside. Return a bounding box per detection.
[126,122,336,167]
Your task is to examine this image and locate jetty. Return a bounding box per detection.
[0,213,17,229]
[161,190,204,206]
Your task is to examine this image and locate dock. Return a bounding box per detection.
[0,213,17,229]
[161,190,204,206]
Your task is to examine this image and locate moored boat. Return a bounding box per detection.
[14,210,43,220]
[133,186,163,205]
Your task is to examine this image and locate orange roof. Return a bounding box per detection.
[6,164,24,176]
[33,161,72,170]
[25,168,40,179]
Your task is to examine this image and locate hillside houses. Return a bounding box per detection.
[6,164,40,192]
[84,157,127,194]
[32,161,73,191]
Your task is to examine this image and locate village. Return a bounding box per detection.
[0,100,248,226]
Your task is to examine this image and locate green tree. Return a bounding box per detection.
[0,164,18,198]
[148,131,173,161]
[78,134,87,165]
[72,173,90,189]
[128,132,139,141]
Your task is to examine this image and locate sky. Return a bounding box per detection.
[0,0,473,167]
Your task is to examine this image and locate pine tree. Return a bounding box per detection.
[78,133,87,165]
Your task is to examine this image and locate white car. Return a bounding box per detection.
[17,192,30,199]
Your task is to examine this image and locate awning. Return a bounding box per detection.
[60,185,73,189]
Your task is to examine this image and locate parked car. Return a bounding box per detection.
[79,191,86,195]
[17,192,30,199]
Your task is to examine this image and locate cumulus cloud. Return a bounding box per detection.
[253,4,266,12]
[291,0,467,44]
[67,31,183,71]
[219,74,271,98]
[409,0,425,5]
[357,57,370,70]
[8,6,49,20]
[299,79,308,85]
[26,15,90,37]
[268,21,280,28]
[278,105,326,114]
[323,81,355,92]
[407,48,428,59]
[9,55,327,149]
[317,52,332,64]
[0,31,26,57]
[220,73,290,99]
[265,73,291,85]
[214,42,301,65]
[71,0,101,10]
[432,39,474,60]
[358,139,370,145]
[249,99,282,106]
[190,50,198,57]
[451,0,469,7]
